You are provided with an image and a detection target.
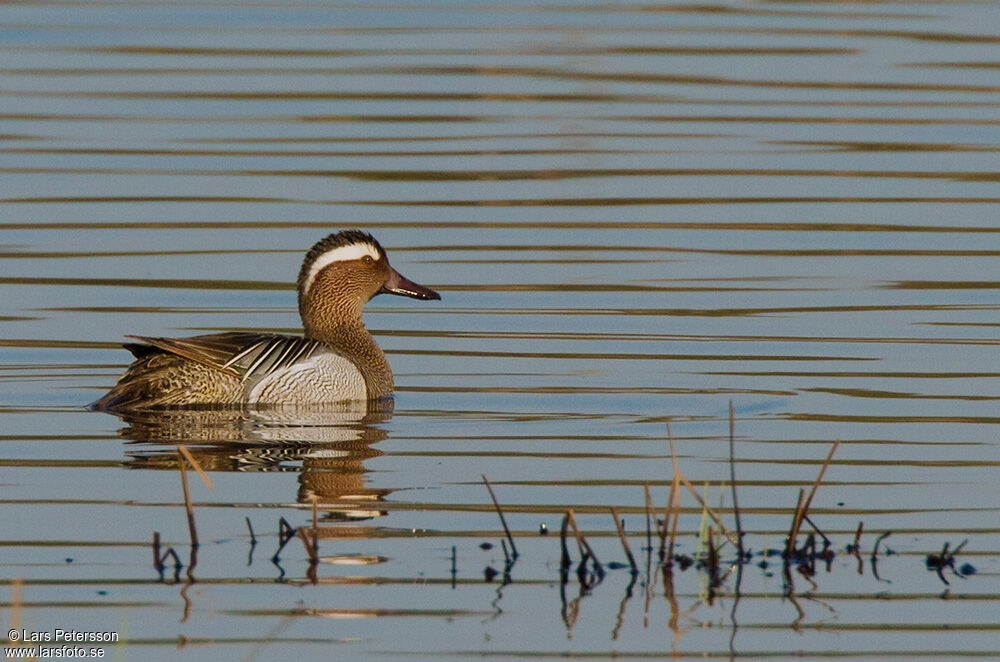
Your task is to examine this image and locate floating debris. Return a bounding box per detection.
[926,539,969,585]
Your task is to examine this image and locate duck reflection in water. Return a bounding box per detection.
[115,401,394,522]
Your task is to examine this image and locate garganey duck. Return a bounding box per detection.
[91,230,439,411]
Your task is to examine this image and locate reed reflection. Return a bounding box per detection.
[116,403,393,522]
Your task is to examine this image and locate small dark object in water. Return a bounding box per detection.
[96,590,107,596]
[483,566,498,582]
[764,548,783,558]
[479,542,493,550]
[926,555,947,570]
[925,539,969,585]
[65,558,73,563]
[959,563,976,576]
[675,554,693,571]
[607,561,630,570]
[757,559,769,570]
[539,523,548,535]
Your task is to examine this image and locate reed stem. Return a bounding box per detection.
[482,474,518,558]
[610,507,638,572]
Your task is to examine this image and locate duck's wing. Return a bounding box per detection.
[126,332,326,383]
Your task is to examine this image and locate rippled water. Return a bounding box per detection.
[2,2,999,660]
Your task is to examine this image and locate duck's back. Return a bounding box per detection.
[91,348,245,410]
[91,332,368,411]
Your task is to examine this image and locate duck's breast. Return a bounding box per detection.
[245,352,366,404]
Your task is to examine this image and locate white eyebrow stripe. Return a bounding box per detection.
[303,242,380,294]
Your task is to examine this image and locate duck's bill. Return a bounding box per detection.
[380,268,441,301]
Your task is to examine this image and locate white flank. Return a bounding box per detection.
[303,242,380,294]
[247,353,367,403]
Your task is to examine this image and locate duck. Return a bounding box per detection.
[90,229,440,412]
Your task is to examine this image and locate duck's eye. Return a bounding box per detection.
[361,255,374,265]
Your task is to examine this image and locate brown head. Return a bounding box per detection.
[297,230,440,339]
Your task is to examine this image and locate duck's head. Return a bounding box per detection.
[297,230,440,334]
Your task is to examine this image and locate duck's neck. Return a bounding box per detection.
[305,319,394,399]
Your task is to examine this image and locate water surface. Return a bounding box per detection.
[1,2,998,660]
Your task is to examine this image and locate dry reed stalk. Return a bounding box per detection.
[728,401,744,559]
[298,528,318,563]
[662,567,681,647]
[788,440,840,553]
[566,509,602,571]
[565,509,587,554]
[850,520,864,574]
[696,481,710,559]
[185,545,199,583]
[676,469,735,543]
[297,526,316,562]
[450,545,457,590]
[661,424,681,561]
[800,440,839,517]
[667,422,679,482]
[245,517,257,545]
[706,525,720,586]
[657,480,672,560]
[177,444,214,490]
[482,474,518,558]
[643,481,655,551]
[667,471,681,563]
[299,528,319,585]
[559,512,571,569]
[802,514,831,547]
[610,507,638,572]
[786,488,806,557]
[152,531,161,570]
[176,447,199,548]
[872,531,891,559]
